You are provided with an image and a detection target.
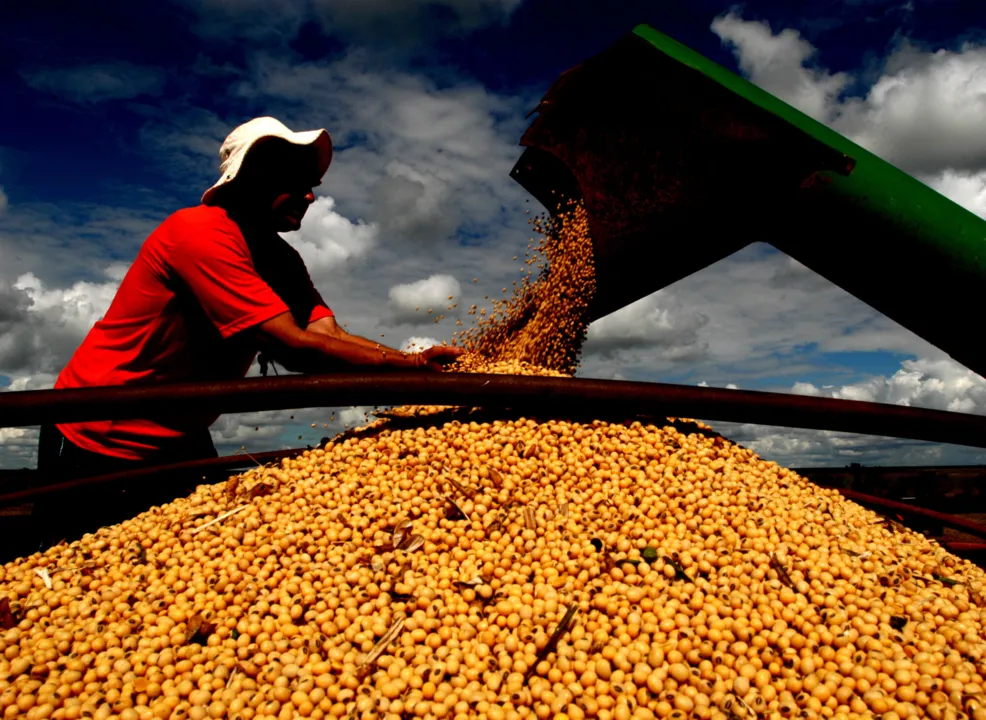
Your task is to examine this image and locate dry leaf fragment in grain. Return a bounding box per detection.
[445,496,468,521]
[392,519,412,549]
[488,467,503,489]
[770,552,796,588]
[664,553,695,583]
[443,470,476,498]
[357,554,386,572]
[456,576,487,588]
[184,613,217,645]
[525,603,578,682]
[726,693,758,720]
[33,567,52,590]
[487,503,516,534]
[236,661,260,678]
[599,550,618,574]
[877,516,908,533]
[0,599,17,630]
[770,551,810,594]
[225,475,240,503]
[129,543,147,565]
[397,534,425,553]
[247,483,274,500]
[523,507,537,530]
[190,505,249,535]
[358,617,404,679]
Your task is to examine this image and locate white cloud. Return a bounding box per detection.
[210,410,301,449]
[580,245,942,385]
[920,170,986,219]
[0,428,28,443]
[0,186,7,216]
[207,404,374,458]
[1,373,59,392]
[103,263,130,283]
[710,13,849,123]
[697,357,986,468]
[13,271,117,321]
[0,201,164,288]
[281,196,379,280]
[371,162,458,245]
[339,406,374,428]
[833,42,986,175]
[792,381,821,396]
[708,417,986,468]
[0,425,38,469]
[794,357,986,413]
[402,336,440,351]
[0,271,119,376]
[21,63,166,103]
[712,12,986,180]
[584,291,709,360]
[388,274,460,325]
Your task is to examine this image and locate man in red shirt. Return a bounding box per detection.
[37,117,462,488]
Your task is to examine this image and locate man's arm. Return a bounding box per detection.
[303,315,463,371]
[256,313,424,373]
[306,316,407,353]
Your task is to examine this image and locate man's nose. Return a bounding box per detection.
[304,190,316,204]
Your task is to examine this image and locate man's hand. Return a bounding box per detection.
[411,345,465,372]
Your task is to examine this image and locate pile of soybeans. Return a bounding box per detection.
[3,203,986,720]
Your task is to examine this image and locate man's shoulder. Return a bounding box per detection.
[153,205,244,250]
[165,205,238,232]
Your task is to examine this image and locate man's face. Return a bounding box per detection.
[238,140,323,232]
[269,176,319,233]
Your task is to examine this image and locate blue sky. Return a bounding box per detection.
[2,0,986,468]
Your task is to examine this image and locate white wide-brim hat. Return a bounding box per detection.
[201,116,333,205]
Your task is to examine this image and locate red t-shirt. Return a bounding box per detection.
[55,205,333,460]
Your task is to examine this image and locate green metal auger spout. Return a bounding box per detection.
[510,24,986,378]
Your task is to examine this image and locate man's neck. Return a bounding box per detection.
[222,201,277,236]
